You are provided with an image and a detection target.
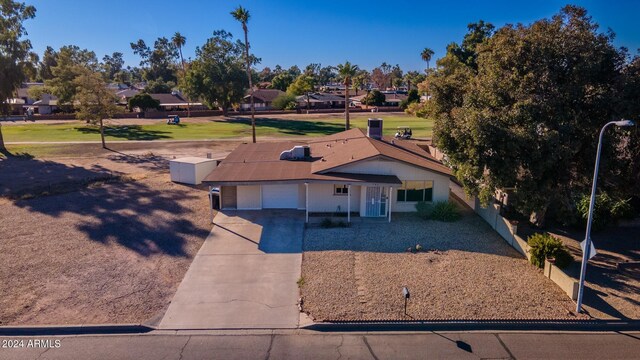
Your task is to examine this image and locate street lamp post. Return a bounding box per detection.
[576,119,635,314]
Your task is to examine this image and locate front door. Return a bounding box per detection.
[365,186,387,217]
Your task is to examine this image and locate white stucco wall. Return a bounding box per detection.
[307,183,361,213]
[298,184,306,209]
[333,158,451,212]
[237,185,262,209]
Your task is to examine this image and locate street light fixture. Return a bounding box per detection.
[576,119,636,313]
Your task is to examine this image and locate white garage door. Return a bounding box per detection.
[262,184,298,209]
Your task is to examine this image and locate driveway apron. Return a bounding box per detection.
[159,210,304,329]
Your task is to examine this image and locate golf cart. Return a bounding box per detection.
[394,126,412,140]
[167,114,180,125]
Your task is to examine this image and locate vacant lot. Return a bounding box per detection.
[0,146,215,325]
[1,112,433,143]
[301,213,586,321]
[0,174,211,325]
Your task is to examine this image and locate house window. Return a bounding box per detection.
[334,184,349,196]
[397,181,433,202]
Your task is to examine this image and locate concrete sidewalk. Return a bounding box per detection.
[159,210,304,330]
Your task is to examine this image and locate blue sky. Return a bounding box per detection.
[25,0,640,72]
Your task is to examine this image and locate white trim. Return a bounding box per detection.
[347,184,351,223]
[388,186,392,223]
[305,183,309,223]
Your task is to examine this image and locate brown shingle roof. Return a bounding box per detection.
[243,89,285,103]
[204,128,451,184]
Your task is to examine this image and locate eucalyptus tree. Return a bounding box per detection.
[0,0,36,150]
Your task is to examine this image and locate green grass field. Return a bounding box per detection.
[1,114,433,143]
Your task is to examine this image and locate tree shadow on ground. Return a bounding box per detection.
[221,117,344,136]
[105,149,169,172]
[0,149,115,197]
[76,125,172,140]
[2,151,209,257]
[10,177,209,257]
[519,220,640,320]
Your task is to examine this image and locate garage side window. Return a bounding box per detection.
[397,181,433,202]
[334,184,349,196]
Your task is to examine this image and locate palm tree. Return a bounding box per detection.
[421,47,434,73]
[336,61,359,130]
[172,32,190,117]
[231,5,256,143]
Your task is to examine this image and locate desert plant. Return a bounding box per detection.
[296,277,305,287]
[320,218,333,228]
[416,201,460,222]
[577,192,634,231]
[527,233,573,269]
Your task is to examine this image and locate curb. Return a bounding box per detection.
[0,324,155,336]
[302,319,640,332]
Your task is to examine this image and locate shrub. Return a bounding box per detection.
[272,93,298,110]
[416,201,461,222]
[320,218,333,228]
[527,233,573,269]
[576,192,633,231]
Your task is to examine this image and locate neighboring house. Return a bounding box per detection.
[7,82,58,115]
[240,89,285,110]
[295,92,346,109]
[203,119,452,222]
[31,96,58,115]
[350,92,407,107]
[116,88,141,105]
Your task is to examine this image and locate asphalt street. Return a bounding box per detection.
[1,331,639,360]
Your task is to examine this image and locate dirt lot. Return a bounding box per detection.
[0,144,221,325]
[301,213,587,321]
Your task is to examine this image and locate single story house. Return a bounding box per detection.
[203,119,452,222]
[241,89,285,110]
[350,92,407,107]
[296,92,346,109]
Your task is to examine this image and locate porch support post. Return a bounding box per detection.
[388,186,392,223]
[347,184,351,223]
[209,186,214,224]
[305,182,309,223]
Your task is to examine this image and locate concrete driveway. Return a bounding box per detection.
[159,210,304,329]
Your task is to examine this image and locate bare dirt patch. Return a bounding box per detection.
[301,214,586,321]
[0,143,224,325]
[0,174,211,325]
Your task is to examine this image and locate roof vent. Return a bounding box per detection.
[280,145,311,161]
[367,118,383,140]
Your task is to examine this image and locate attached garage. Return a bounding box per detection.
[261,184,299,209]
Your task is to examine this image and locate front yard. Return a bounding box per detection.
[301,212,586,321]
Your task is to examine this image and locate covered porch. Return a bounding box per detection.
[208,174,402,224]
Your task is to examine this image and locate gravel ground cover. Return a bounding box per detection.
[301,213,587,321]
[0,172,211,325]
